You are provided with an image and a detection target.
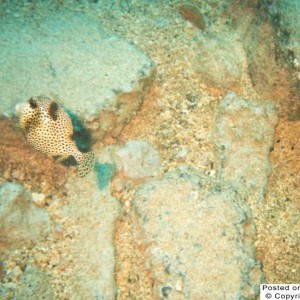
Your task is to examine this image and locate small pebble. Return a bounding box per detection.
[209,169,216,177]
[32,192,46,207]
[175,280,183,291]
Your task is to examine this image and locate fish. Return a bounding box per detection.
[15,96,95,177]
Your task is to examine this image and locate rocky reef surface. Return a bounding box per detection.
[0,0,299,299]
[0,13,155,141]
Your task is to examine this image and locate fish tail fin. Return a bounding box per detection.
[76,151,95,178]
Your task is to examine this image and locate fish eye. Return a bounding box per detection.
[29,98,38,109]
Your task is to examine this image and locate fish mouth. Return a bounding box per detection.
[15,103,24,115]
[15,103,21,111]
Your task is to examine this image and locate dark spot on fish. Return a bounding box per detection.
[29,98,38,109]
[49,101,59,121]
[24,114,40,134]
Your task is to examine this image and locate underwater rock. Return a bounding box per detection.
[95,141,160,202]
[131,166,262,299]
[227,0,292,101]
[15,265,54,300]
[245,21,287,100]
[114,141,160,180]
[196,33,247,90]
[0,284,9,299]
[213,92,278,204]
[221,0,297,108]
[256,120,300,283]
[0,13,155,140]
[0,182,51,255]
[266,0,300,96]
[60,170,121,299]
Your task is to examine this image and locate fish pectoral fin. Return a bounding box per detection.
[48,101,59,121]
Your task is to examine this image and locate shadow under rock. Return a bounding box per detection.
[95,162,116,190]
[66,109,93,152]
[60,109,94,168]
[59,109,115,189]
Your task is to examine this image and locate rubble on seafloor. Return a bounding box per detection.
[0,0,299,299]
